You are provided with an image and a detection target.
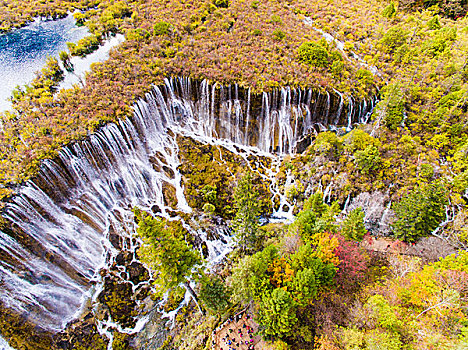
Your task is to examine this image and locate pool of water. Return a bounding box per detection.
[0,14,88,111]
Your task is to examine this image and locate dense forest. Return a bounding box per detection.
[0,0,468,349]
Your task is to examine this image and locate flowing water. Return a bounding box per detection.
[0,14,88,111]
[59,33,125,90]
[303,16,380,76]
[0,78,376,345]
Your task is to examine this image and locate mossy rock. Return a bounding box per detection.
[99,279,138,328]
[0,303,53,350]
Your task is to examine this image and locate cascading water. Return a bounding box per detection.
[0,77,376,343]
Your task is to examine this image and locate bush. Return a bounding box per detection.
[154,21,171,36]
[214,0,229,8]
[380,26,407,53]
[67,35,101,56]
[298,42,330,68]
[252,29,262,36]
[314,131,343,158]
[427,15,441,30]
[354,145,381,174]
[356,68,374,88]
[273,29,286,40]
[382,2,397,18]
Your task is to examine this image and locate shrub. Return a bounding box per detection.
[427,15,441,30]
[354,145,381,174]
[298,42,330,68]
[67,34,100,56]
[419,163,434,179]
[154,21,171,36]
[273,29,286,40]
[380,26,407,53]
[214,0,229,8]
[270,14,282,23]
[313,131,343,158]
[356,68,374,88]
[382,2,397,18]
[252,29,262,36]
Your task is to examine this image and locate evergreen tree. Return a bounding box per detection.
[134,209,204,313]
[199,275,230,314]
[231,173,261,252]
[342,207,367,241]
[258,288,297,337]
[289,192,339,242]
[382,2,396,18]
[392,182,448,242]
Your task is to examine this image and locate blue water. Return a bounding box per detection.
[0,14,88,111]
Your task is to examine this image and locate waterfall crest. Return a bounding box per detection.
[0,77,376,331]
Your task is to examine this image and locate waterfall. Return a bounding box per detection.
[0,77,376,334]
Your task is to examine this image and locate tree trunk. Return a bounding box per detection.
[183,281,205,315]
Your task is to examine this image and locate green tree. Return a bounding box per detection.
[199,275,230,314]
[291,268,319,306]
[313,131,343,158]
[298,42,330,68]
[380,27,408,53]
[59,51,73,72]
[290,192,339,242]
[427,15,441,30]
[229,247,273,304]
[214,0,229,8]
[231,173,261,252]
[229,242,336,338]
[135,209,204,312]
[354,145,381,174]
[342,208,367,241]
[290,242,336,285]
[392,182,448,242]
[258,288,298,337]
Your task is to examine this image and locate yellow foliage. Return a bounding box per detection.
[268,256,295,289]
[310,232,340,266]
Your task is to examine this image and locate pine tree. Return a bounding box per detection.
[342,207,367,241]
[135,209,204,313]
[231,173,261,252]
[392,182,448,242]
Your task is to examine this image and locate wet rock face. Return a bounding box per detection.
[157,78,376,155]
[53,247,152,349]
[346,191,395,235]
[54,315,109,350]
